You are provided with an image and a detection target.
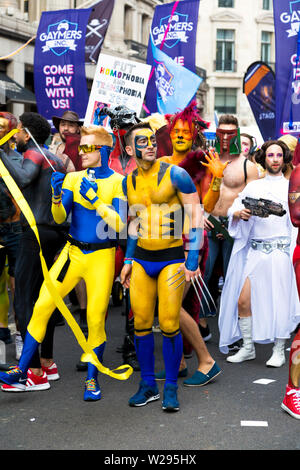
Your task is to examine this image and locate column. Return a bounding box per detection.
[107,0,125,49]
[7,60,25,117]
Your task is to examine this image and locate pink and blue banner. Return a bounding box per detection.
[34,8,92,124]
[243,61,276,141]
[273,0,300,136]
[145,0,200,114]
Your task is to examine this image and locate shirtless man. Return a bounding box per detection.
[202,115,258,317]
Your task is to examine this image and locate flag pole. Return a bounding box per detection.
[24,128,56,172]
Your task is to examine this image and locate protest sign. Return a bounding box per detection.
[84,54,151,128]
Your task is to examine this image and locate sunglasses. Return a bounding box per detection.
[78,144,102,154]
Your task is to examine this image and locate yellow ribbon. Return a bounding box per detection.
[0,131,133,380]
[0,36,36,61]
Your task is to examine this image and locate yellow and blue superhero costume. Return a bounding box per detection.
[13,145,126,398]
[124,159,201,391]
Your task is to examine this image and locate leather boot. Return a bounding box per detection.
[227,317,256,363]
[266,339,286,367]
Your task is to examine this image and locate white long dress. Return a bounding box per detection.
[218,174,300,354]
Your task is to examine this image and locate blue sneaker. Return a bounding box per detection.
[162,383,180,412]
[0,366,27,391]
[84,378,101,401]
[129,380,160,407]
[183,362,221,387]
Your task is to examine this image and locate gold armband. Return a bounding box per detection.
[211,177,222,192]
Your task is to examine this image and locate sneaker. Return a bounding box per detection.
[42,362,60,381]
[162,383,180,412]
[15,333,23,361]
[199,324,212,342]
[1,368,50,392]
[0,366,27,390]
[84,378,101,401]
[281,385,300,420]
[129,380,160,407]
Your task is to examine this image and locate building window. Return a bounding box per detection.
[215,29,236,72]
[24,0,29,13]
[215,88,237,114]
[261,31,271,64]
[141,14,150,45]
[219,0,234,7]
[263,0,271,10]
[124,5,133,40]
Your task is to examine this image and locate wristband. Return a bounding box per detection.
[52,195,62,205]
[125,235,138,259]
[185,227,203,271]
[211,177,222,192]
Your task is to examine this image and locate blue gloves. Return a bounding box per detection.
[51,172,65,197]
[80,177,99,204]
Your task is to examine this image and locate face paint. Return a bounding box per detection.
[134,129,157,159]
[170,119,194,154]
[215,127,241,155]
[0,117,9,140]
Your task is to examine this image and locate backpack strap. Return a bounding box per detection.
[243,158,248,184]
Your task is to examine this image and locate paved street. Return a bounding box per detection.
[1,298,299,452]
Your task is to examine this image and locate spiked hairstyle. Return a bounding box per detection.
[165,100,210,149]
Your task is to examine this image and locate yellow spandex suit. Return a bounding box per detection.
[28,167,126,351]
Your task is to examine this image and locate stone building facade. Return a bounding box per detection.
[0,0,275,138]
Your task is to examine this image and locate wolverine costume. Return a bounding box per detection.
[122,125,202,411]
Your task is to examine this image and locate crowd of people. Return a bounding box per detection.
[0,103,299,419]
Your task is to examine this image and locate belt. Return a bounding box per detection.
[66,235,116,252]
[250,237,290,255]
[57,236,116,283]
[134,245,185,262]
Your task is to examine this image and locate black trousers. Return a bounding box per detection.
[14,225,66,368]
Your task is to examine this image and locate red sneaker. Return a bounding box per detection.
[42,362,60,381]
[1,369,50,392]
[281,385,300,420]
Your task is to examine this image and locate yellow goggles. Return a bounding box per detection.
[78,144,102,154]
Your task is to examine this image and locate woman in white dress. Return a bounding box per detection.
[218,140,300,367]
